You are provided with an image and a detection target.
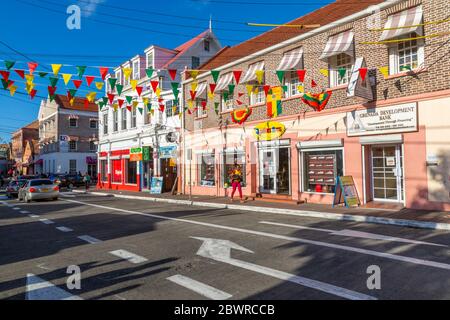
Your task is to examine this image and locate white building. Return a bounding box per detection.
[97,29,221,192]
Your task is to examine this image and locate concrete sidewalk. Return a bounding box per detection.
[70,188,450,231]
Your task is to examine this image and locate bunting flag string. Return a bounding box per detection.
[233,70,242,84]
[99,67,109,80]
[168,69,177,81]
[211,70,220,83]
[51,64,62,76]
[123,68,132,81]
[85,75,95,87]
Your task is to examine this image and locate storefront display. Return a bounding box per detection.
[125,159,137,184]
[302,150,343,194]
[258,140,291,194]
[111,159,122,183]
[199,153,215,186]
[100,159,108,182]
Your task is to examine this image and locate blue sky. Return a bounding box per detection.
[0,0,332,142]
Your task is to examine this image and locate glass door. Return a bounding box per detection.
[259,147,291,194]
[371,145,404,202]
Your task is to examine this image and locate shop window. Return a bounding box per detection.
[389,32,424,75]
[302,149,343,194]
[111,159,122,183]
[285,71,302,97]
[125,159,137,184]
[222,152,246,188]
[329,53,353,87]
[100,160,108,182]
[198,153,215,186]
[69,159,77,174]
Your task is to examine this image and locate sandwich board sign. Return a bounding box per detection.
[333,176,361,207]
[150,177,163,194]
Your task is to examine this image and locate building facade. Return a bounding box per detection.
[37,95,99,176]
[10,120,39,175]
[0,143,12,175]
[180,0,450,211]
[97,29,222,192]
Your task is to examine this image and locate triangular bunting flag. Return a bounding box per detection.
[29,89,37,100]
[123,67,132,80]
[5,61,15,70]
[108,78,117,91]
[209,83,216,94]
[38,72,48,78]
[255,70,264,84]
[150,80,159,93]
[246,84,253,97]
[319,69,329,77]
[276,70,285,84]
[126,96,133,104]
[28,62,38,74]
[95,82,104,90]
[99,67,109,80]
[233,70,242,84]
[263,85,271,97]
[136,86,143,97]
[130,79,138,90]
[118,99,124,108]
[73,79,83,89]
[311,79,317,88]
[116,84,123,96]
[77,66,87,79]
[145,68,154,78]
[9,85,17,96]
[0,71,10,82]
[211,70,220,83]
[190,90,197,100]
[378,66,389,78]
[228,84,235,95]
[51,64,62,76]
[297,70,306,83]
[49,77,59,87]
[359,68,368,81]
[15,69,25,79]
[168,69,177,81]
[68,89,77,99]
[62,74,72,85]
[108,93,115,104]
[338,67,347,79]
[138,107,143,115]
[190,70,199,80]
[48,86,57,97]
[85,76,95,87]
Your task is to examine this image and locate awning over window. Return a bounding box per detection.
[319,30,354,61]
[380,6,423,41]
[240,61,265,83]
[277,47,304,71]
[195,82,208,97]
[215,73,234,92]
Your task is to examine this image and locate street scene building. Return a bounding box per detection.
[180,0,450,211]
[97,29,221,192]
[10,120,39,175]
[37,95,98,176]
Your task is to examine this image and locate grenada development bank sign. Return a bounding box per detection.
[347,102,418,137]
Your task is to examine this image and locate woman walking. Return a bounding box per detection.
[229,164,244,203]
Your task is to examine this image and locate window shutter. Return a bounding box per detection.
[388,45,397,75]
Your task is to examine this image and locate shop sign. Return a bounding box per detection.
[347,103,417,137]
[150,177,163,194]
[169,158,176,167]
[142,146,151,161]
[130,147,143,162]
[159,146,177,159]
[253,121,286,141]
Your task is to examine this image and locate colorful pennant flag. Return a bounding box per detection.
[0,71,10,82]
[116,84,124,96]
[85,76,95,87]
[168,69,177,81]
[359,68,368,81]
[15,69,25,79]
[108,93,115,104]
[123,67,132,80]
[209,83,216,95]
[118,99,125,108]
[297,69,306,82]
[150,80,159,93]
[301,90,333,112]
[145,68,154,78]
[276,70,285,84]
[319,69,329,77]
[49,77,59,87]
[267,86,283,118]
[246,84,253,97]
[211,70,220,83]
[311,79,317,88]
[263,85,271,97]
[48,86,57,97]
[136,86,143,97]
[231,107,252,125]
[51,64,62,76]
[28,62,38,74]
[126,96,133,104]
[228,84,235,95]
[29,89,37,100]
[233,70,242,84]
[72,79,83,89]
[255,70,264,84]
[130,79,138,90]
[95,82,104,90]
[378,66,389,78]
[5,61,15,70]
[77,66,87,79]
[108,78,117,91]
[338,67,347,79]
[99,67,109,80]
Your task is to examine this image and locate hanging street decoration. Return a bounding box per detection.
[276,70,285,84]
[77,66,87,79]
[301,90,333,112]
[253,121,286,141]
[145,68,154,78]
[15,69,25,79]
[73,79,83,89]
[231,107,252,125]
[51,64,62,76]
[99,67,109,80]
[5,61,15,70]
[123,68,132,81]
[62,74,72,85]
[28,62,38,74]
[267,86,283,118]
[233,70,242,84]
[211,70,220,83]
[168,69,177,81]
[85,75,95,87]
[116,84,124,96]
[297,69,306,82]
[255,70,264,84]
[95,82,104,90]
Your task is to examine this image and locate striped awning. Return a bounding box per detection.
[240,61,265,83]
[320,30,354,61]
[277,47,304,71]
[195,82,208,97]
[215,73,234,91]
[380,6,423,41]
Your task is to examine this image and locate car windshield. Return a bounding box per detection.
[30,180,53,186]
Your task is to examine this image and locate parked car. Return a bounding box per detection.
[6,179,28,198]
[51,174,84,189]
[18,179,59,203]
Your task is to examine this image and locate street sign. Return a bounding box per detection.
[130,147,143,162]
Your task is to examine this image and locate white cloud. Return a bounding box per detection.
[77,0,106,17]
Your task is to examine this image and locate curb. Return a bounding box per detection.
[71,190,450,231]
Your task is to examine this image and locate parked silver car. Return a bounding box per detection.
[18,179,59,203]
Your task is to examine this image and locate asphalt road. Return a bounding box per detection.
[0,192,449,300]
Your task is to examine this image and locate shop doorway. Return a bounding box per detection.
[142,160,153,190]
[370,145,404,202]
[161,158,177,193]
[258,147,290,194]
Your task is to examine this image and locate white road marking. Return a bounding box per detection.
[64,199,450,270]
[260,221,445,247]
[77,235,102,244]
[39,218,54,225]
[20,210,30,214]
[193,237,376,300]
[26,273,82,300]
[60,193,76,198]
[167,275,232,300]
[12,207,20,210]
[56,226,73,232]
[29,214,39,218]
[109,250,148,264]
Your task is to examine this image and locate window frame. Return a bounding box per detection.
[192,56,200,69]
[115,70,122,85]
[103,113,108,134]
[121,107,127,131]
[389,32,424,75]
[90,119,98,129]
[284,71,302,98]
[198,153,216,187]
[132,60,140,80]
[131,107,137,129]
[89,141,96,152]
[329,53,354,88]
[69,118,78,128]
[113,110,119,132]
[69,140,77,151]
[196,98,207,118]
[69,159,77,174]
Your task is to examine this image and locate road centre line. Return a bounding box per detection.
[63,199,450,271]
[167,275,232,300]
